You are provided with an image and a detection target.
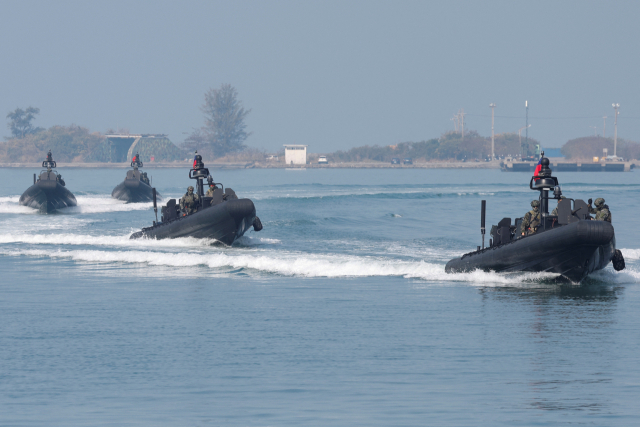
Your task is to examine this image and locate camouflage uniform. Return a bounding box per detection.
[550,196,566,216]
[589,198,612,223]
[56,174,65,187]
[180,186,199,215]
[205,185,218,197]
[141,172,150,185]
[522,200,541,235]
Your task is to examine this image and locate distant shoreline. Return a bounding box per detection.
[0,160,502,169]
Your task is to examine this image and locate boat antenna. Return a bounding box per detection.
[481,200,486,249]
[152,187,158,224]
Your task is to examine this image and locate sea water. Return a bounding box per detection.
[0,167,639,426]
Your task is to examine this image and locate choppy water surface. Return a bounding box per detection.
[1,167,639,426]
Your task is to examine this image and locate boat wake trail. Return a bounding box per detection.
[0,195,153,214]
[2,244,635,285]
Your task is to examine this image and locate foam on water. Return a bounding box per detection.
[620,248,640,260]
[0,233,280,250]
[3,246,631,285]
[67,196,154,213]
[0,194,154,215]
[0,196,37,214]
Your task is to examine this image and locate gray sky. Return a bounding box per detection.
[1,0,639,152]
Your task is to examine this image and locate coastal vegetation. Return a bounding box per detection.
[3,102,640,163]
[561,136,640,160]
[183,84,252,158]
[0,124,105,163]
[6,107,43,139]
[330,131,539,163]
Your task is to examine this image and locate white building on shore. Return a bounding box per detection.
[284,145,307,165]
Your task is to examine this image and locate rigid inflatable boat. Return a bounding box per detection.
[445,154,625,282]
[19,151,77,214]
[111,154,160,203]
[130,152,262,245]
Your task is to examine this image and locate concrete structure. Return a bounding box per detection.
[104,134,182,162]
[284,145,307,165]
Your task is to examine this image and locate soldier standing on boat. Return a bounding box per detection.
[521,200,541,235]
[588,198,612,223]
[180,186,199,215]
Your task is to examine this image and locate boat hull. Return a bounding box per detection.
[130,198,257,245]
[111,180,158,203]
[445,220,616,282]
[19,181,77,214]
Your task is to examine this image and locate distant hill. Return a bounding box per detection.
[561,136,640,160]
[327,131,540,163]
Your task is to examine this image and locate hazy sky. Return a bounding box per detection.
[1,0,639,152]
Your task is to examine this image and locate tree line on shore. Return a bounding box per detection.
[326,133,640,163]
[329,131,540,163]
[3,90,640,163]
[0,84,252,163]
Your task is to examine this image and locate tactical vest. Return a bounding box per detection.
[181,193,198,210]
[525,209,541,232]
[596,208,611,223]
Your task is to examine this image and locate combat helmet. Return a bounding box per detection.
[188,186,194,192]
[531,200,540,208]
[594,198,605,207]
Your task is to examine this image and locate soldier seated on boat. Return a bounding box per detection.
[521,200,541,236]
[588,198,611,223]
[550,195,566,216]
[180,186,199,215]
[56,173,65,186]
[141,172,150,185]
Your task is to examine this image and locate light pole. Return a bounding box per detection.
[612,103,620,157]
[525,100,529,156]
[489,103,496,160]
[602,116,607,138]
[518,124,531,156]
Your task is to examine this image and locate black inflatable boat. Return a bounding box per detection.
[112,154,160,203]
[19,151,77,214]
[445,154,625,282]
[130,152,262,245]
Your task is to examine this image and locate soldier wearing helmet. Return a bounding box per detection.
[180,185,199,215]
[521,200,541,236]
[589,197,611,223]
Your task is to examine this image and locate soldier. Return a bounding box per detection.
[132,153,142,168]
[589,198,612,223]
[56,173,65,187]
[521,200,541,236]
[141,172,150,185]
[180,186,199,215]
[551,195,566,216]
[205,183,218,197]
